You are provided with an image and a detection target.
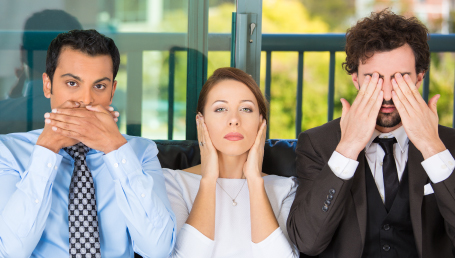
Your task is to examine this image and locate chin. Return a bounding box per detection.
[214,142,251,157]
[376,111,401,128]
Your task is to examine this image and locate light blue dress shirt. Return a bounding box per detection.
[0,129,176,258]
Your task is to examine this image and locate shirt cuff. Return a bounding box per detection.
[328,151,359,180]
[421,149,455,183]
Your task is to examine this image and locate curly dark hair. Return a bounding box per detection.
[342,9,430,75]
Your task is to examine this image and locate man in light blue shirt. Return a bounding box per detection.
[0,29,176,257]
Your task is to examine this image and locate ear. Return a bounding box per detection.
[351,72,360,90]
[415,72,425,89]
[43,73,52,99]
[109,80,117,104]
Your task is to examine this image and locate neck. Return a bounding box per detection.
[375,122,402,133]
[218,151,248,179]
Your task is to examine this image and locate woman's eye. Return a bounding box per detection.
[215,108,226,112]
[94,84,106,90]
[240,107,252,112]
[67,81,77,87]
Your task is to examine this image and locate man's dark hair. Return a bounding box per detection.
[342,9,430,75]
[46,29,120,85]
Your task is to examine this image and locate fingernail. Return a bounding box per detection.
[44,113,50,118]
[115,111,119,117]
[86,105,92,108]
[45,119,50,124]
[109,107,114,111]
[396,73,402,78]
[52,109,57,113]
[373,73,378,78]
[74,102,80,107]
[52,126,57,131]
[114,118,118,122]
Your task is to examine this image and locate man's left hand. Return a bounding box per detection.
[45,105,127,154]
[392,73,446,159]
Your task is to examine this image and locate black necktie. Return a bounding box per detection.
[373,137,398,212]
[64,143,101,258]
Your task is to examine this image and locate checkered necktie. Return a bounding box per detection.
[64,142,101,258]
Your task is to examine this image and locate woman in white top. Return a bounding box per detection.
[163,67,298,258]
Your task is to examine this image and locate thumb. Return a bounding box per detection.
[340,98,351,118]
[428,94,440,115]
[86,105,110,114]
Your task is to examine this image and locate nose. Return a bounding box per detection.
[78,87,94,107]
[228,112,240,127]
[382,78,393,102]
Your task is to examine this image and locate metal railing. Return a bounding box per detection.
[2,32,455,139]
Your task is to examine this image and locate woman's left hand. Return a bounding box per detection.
[243,118,267,180]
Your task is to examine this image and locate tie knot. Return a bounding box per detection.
[373,137,397,155]
[63,142,90,160]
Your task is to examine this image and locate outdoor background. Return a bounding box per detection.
[0,0,454,139]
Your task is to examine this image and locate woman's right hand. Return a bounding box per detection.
[197,113,219,181]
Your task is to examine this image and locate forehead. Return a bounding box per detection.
[358,44,416,76]
[207,79,257,104]
[55,47,113,79]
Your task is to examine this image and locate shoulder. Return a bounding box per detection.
[264,175,298,199]
[121,135,159,158]
[297,118,340,153]
[0,130,42,155]
[163,168,201,192]
[301,118,340,138]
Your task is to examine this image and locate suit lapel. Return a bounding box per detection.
[352,150,367,247]
[407,142,428,257]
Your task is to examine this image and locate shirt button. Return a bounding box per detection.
[141,193,145,198]
[35,199,39,204]
[442,165,447,169]
[335,167,340,172]
[114,163,119,168]
[47,163,52,168]
[383,224,390,231]
[122,159,126,164]
[382,244,391,251]
[54,166,58,170]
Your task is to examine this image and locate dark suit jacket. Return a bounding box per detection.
[287,118,455,258]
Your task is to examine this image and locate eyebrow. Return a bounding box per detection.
[364,72,411,80]
[61,74,111,84]
[211,100,255,105]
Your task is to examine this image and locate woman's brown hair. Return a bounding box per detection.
[196,67,268,123]
[343,9,430,75]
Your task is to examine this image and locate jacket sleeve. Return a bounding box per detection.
[286,131,355,256]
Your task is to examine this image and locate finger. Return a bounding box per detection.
[394,73,420,110]
[404,74,427,106]
[364,78,383,111]
[352,75,372,107]
[428,94,440,115]
[53,107,89,117]
[109,111,120,119]
[392,91,409,118]
[45,112,81,125]
[86,105,111,115]
[48,119,82,133]
[196,115,203,145]
[254,119,267,148]
[57,100,81,109]
[340,98,351,118]
[369,90,383,118]
[392,78,413,115]
[358,73,380,109]
[51,125,82,140]
[199,116,212,147]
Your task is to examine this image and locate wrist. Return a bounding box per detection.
[420,139,446,160]
[103,137,127,154]
[336,141,362,160]
[36,135,62,154]
[247,176,264,186]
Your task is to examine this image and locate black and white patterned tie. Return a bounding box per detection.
[64,142,101,258]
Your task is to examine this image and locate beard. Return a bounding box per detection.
[376,99,401,128]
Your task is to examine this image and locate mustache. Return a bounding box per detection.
[382,99,394,105]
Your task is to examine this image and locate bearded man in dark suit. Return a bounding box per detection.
[287,9,455,258]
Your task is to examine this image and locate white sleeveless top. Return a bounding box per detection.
[163,168,299,258]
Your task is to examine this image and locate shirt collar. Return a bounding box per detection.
[366,126,409,153]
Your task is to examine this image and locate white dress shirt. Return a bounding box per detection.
[328,126,455,202]
[163,169,299,258]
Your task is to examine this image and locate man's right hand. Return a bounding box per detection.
[336,73,383,160]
